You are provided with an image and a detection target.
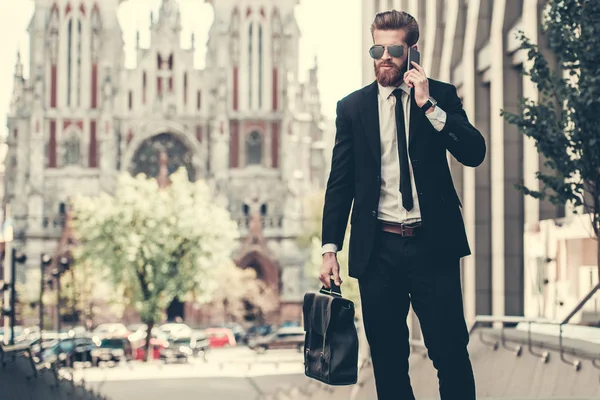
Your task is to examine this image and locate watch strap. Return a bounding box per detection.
[420,97,436,112]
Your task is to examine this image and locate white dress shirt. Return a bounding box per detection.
[322,82,447,255]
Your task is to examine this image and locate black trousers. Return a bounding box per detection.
[359,229,476,400]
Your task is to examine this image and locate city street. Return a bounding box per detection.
[73,347,307,400]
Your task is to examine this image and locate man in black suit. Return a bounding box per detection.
[319,10,485,400]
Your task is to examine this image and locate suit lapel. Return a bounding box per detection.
[408,87,422,152]
[359,81,381,166]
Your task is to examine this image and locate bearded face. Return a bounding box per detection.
[374,59,406,87]
[371,29,410,87]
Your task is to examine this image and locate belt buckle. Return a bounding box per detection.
[400,224,406,236]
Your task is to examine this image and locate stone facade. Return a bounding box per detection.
[5,0,326,325]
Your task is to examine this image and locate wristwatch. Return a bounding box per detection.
[421,97,437,113]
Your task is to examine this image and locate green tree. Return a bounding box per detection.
[71,168,239,360]
[502,0,600,282]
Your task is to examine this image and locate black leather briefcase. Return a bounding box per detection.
[302,281,358,386]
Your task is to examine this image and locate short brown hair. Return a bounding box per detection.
[370,10,419,46]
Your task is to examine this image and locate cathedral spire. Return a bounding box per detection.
[157,0,182,34]
[9,50,25,115]
[14,51,23,78]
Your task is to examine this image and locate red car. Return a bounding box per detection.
[204,328,236,348]
[128,327,169,360]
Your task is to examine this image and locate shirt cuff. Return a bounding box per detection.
[425,106,447,131]
[321,243,338,255]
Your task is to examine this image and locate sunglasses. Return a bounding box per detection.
[369,45,404,59]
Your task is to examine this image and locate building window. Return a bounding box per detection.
[129,133,196,181]
[64,134,81,165]
[197,90,201,110]
[258,24,263,109]
[183,72,188,105]
[142,71,147,104]
[67,20,72,105]
[246,131,262,165]
[66,18,82,107]
[248,22,253,109]
[77,20,82,106]
[128,90,133,110]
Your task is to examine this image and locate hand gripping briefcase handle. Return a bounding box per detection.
[319,279,342,297]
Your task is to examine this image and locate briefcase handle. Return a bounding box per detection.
[319,278,343,297]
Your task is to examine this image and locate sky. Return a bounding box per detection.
[0,0,362,136]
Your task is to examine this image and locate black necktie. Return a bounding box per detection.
[392,89,413,211]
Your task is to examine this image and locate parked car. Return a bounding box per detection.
[242,324,277,345]
[204,327,236,348]
[222,323,246,343]
[129,327,169,360]
[93,323,129,339]
[160,322,193,338]
[249,326,305,353]
[42,337,97,367]
[190,330,210,357]
[91,337,133,366]
[159,336,193,363]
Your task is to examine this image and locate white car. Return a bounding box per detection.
[93,323,129,339]
[159,323,193,338]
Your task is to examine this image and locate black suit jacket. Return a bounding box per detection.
[321,79,486,279]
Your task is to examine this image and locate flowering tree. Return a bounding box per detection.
[209,260,278,324]
[71,168,239,360]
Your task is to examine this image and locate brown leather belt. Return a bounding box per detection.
[379,220,422,237]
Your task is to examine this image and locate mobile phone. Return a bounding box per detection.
[407,47,420,70]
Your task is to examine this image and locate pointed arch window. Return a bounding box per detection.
[246,131,262,165]
[67,20,72,105]
[76,19,82,106]
[64,133,81,166]
[248,22,253,108]
[66,17,82,107]
[258,24,263,109]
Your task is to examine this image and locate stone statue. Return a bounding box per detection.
[102,72,113,110]
[33,68,44,102]
[157,149,171,188]
[249,211,262,238]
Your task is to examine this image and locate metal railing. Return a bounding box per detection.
[1,337,61,386]
[1,335,110,399]
[470,282,600,372]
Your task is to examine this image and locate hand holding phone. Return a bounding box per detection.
[403,47,431,107]
[407,47,421,70]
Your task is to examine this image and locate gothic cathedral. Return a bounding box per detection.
[5,0,326,325]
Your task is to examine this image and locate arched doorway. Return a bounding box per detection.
[129,133,196,181]
[235,250,280,324]
[166,297,185,322]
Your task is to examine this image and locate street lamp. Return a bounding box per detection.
[39,253,52,333]
[2,249,27,345]
[54,256,70,333]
